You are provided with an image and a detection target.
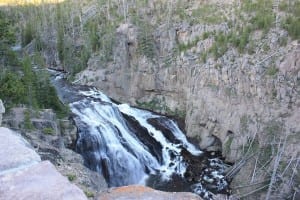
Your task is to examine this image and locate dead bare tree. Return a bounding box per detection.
[265,133,287,200]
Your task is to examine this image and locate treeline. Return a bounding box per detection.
[0,10,68,118]
[0,58,68,118]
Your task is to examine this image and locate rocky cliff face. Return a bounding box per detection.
[76,22,300,150]
[76,26,299,199]
[71,1,300,198]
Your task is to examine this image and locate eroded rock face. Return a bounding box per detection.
[0,127,87,200]
[75,21,300,199]
[76,21,300,159]
[97,185,202,200]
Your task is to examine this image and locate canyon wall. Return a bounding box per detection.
[73,9,300,199]
[76,22,300,157]
[10,0,299,198]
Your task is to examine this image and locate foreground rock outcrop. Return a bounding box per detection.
[0,127,40,172]
[2,108,108,197]
[0,127,87,200]
[98,185,202,200]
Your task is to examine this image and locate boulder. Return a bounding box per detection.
[97,185,202,200]
[0,161,87,200]
[0,127,87,200]
[0,127,41,172]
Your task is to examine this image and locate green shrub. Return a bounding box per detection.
[202,32,210,40]
[0,11,16,45]
[200,51,207,63]
[43,127,55,135]
[22,22,35,46]
[283,16,300,40]
[178,36,201,52]
[224,137,233,154]
[84,190,94,198]
[137,22,156,60]
[22,56,38,108]
[266,66,279,76]
[263,43,270,52]
[251,12,274,33]
[86,20,100,52]
[264,120,282,139]
[242,138,259,155]
[67,174,76,181]
[24,110,33,130]
[191,4,224,24]
[240,115,250,133]
[209,32,229,59]
[0,71,26,105]
[279,1,288,11]
[278,36,288,47]
[242,0,274,34]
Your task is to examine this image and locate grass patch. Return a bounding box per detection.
[266,66,279,76]
[224,137,233,154]
[67,173,76,182]
[242,138,259,155]
[264,120,282,139]
[240,115,250,133]
[178,36,201,52]
[136,98,186,119]
[282,16,300,40]
[259,144,273,164]
[191,4,224,24]
[84,190,94,198]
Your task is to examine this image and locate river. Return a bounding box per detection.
[51,73,230,200]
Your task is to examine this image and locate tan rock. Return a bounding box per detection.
[97,185,202,200]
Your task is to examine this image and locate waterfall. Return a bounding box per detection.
[51,76,230,199]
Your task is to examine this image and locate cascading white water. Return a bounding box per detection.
[51,75,230,200]
[71,89,202,185]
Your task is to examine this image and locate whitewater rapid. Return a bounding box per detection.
[51,76,230,200]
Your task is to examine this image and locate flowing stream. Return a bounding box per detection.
[51,73,230,199]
